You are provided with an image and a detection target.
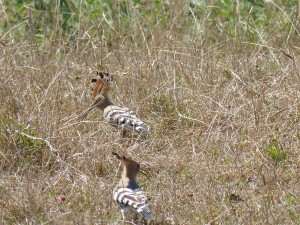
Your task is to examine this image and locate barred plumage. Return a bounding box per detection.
[112,152,154,221]
[104,105,150,135]
[80,71,150,135]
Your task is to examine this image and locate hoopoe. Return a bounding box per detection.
[112,152,154,221]
[80,71,150,135]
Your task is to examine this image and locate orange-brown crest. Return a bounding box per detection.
[90,72,113,98]
[123,157,140,174]
[112,152,140,176]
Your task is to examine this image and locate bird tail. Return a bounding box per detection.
[141,211,154,221]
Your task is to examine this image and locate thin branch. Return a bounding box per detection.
[18,131,58,153]
[16,131,85,175]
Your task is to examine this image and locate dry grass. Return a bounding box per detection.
[1,1,300,224]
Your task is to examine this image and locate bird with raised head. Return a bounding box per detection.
[112,152,153,221]
[80,71,150,136]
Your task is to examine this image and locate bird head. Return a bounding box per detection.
[112,152,141,179]
[91,72,113,98]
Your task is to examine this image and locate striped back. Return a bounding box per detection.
[113,186,153,220]
[112,153,154,221]
[103,105,150,135]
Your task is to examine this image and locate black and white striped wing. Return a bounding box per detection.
[113,187,153,220]
[103,105,150,135]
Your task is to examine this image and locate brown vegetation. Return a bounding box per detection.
[0,1,300,224]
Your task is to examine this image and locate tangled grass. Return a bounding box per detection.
[0,1,300,224]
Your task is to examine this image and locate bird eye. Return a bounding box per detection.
[137,164,140,169]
